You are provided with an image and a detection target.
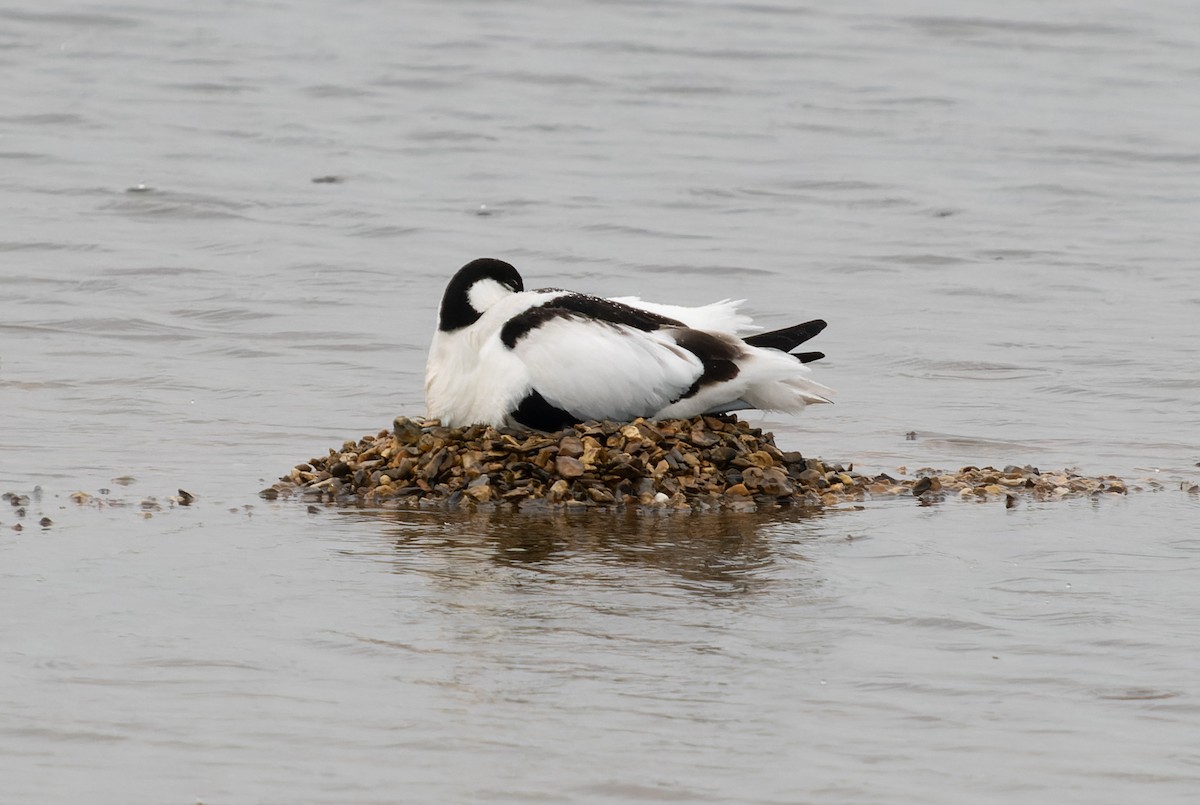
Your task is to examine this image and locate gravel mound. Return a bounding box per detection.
[262,415,1135,512]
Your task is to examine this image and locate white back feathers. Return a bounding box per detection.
[425,258,834,430]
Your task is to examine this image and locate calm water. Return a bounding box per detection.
[2,0,1199,802]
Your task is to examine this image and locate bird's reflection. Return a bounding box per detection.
[338,505,829,594]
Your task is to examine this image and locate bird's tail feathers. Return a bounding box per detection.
[737,349,835,412]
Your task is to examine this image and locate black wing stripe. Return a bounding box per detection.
[551,294,684,330]
[500,294,685,350]
[501,307,575,349]
[671,329,742,401]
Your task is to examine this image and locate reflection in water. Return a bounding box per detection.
[336,507,829,594]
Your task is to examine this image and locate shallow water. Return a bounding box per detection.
[2,0,1199,802]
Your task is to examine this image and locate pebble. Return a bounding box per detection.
[556,455,585,478]
[264,415,1143,513]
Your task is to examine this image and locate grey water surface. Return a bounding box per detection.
[2,1,1199,803]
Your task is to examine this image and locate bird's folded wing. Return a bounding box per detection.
[607,297,757,334]
[509,316,704,422]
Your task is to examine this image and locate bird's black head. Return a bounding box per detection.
[438,258,525,332]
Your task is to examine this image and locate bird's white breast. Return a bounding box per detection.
[425,290,561,427]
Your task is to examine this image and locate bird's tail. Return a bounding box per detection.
[736,347,836,412]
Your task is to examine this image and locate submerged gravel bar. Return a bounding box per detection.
[263,415,1136,512]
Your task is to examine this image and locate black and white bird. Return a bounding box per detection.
[425,258,834,431]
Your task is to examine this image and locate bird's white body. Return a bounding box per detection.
[426,286,562,428]
[424,260,833,430]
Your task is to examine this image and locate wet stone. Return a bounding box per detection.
[555,455,585,478]
[558,435,584,458]
[393,416,423,445]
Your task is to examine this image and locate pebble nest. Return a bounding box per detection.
[262,415,1138,512]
